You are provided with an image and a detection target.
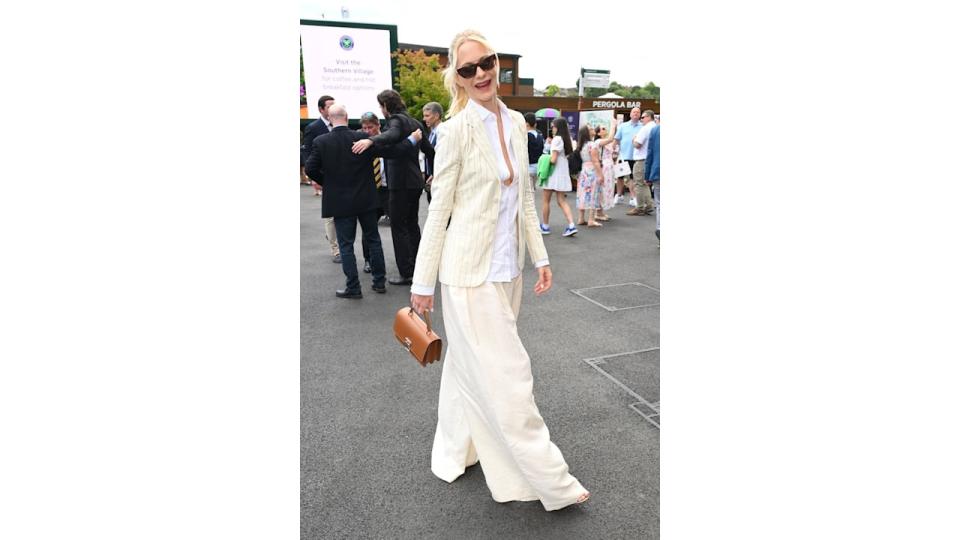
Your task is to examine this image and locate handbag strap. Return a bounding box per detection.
[408,306,432,334]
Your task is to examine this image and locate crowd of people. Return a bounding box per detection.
[301,89,432,297]
[301,98,661,295]
[300,28,661,512]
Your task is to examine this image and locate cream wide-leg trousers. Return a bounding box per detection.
[431,276,586,511]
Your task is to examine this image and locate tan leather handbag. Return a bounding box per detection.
[393,307,443,367]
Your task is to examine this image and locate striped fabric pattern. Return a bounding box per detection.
[373,157,382,188]
[413,105,548,291]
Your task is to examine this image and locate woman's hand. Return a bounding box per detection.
[410,293,434,315]
[352,139,374,154]
[534,266,552,296]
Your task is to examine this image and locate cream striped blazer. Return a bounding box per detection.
[412,104,548,291]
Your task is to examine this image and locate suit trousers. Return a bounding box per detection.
[432,276,587,511]
[388,188,422,278]
[333,210,386,293]
[377,186,390,219]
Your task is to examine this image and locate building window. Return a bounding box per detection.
[499,69,514,84]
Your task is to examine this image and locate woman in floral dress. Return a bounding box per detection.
[575,125,604,227]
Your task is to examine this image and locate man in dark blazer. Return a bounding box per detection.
[305,104,422,299]
[421,101,444,204]
[352,89,435,286]
[301,95,341,263]
[301,95,336,196]
[300,95,335,165]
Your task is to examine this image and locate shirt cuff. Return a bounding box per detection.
[407,134,419,144]
[410,283,435,296]
[534,259,550,268]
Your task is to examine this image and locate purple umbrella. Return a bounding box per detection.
[534,108,560,118]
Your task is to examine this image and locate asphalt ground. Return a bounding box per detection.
[302,182,660,539]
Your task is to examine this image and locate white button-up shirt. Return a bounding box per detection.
[468,99,522,283]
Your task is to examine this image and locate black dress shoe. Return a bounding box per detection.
[363,261,371,273]
[388,277,413,286]
[335,289,362,299]
[332,254,342,264]
[371,283,386,294]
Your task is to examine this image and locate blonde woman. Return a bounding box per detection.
[409,29,590,511]
[594,121,619,221]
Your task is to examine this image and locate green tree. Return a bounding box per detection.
[585,86,606,98]
[608,81,659,101]
[544,84,561,97]
[640,82,660,101]
[573,78,607,98]
[392,49,448,121]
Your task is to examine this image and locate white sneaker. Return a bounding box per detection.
[629,198,638,207]
[613,194,622,205]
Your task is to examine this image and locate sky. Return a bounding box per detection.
[299,0,664,90]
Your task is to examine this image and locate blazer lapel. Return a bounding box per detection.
[511,119,526,183]
[510,115,526,193]
[465,107,500,180]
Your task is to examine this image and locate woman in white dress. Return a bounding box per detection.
[540,117,578,237]
[409,29,590,511]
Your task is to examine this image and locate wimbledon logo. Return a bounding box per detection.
[339,35,354,50]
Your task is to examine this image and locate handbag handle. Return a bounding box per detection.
[408,306,433,334]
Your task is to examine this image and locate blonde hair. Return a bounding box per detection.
[443,30,498,119]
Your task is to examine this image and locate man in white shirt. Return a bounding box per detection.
[626,110,657,216]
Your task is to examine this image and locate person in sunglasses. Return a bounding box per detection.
[407,29,590,511]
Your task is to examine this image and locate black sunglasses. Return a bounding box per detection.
[456,54,497,78]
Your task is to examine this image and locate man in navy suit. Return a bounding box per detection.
[301,95,335,194]
[305,104,422,299]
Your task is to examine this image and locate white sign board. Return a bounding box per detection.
[579,110,615,133]
[581,68,611,89]
[301,23,394,119]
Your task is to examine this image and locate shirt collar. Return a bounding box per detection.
[467,98,507,121]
